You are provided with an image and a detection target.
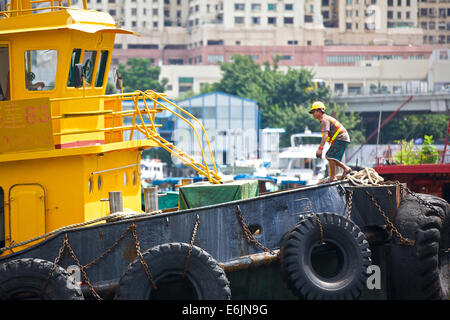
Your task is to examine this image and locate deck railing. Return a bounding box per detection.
[0,0,87,18]
[50,90,222,184]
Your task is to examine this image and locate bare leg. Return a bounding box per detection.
[333,159,351,173]
[327,159,337,180]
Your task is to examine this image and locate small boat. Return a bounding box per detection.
[140,158,165,188]
[277,129,328,186]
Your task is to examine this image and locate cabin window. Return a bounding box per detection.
[67,48,82,87]
[95,51,109,87]
[0,45,10,100]
[82,50,97,86]
[24,50,58,91]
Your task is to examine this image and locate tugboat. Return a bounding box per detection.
[0,1,448,301]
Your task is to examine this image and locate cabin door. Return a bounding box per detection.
[9,184,46,245]
[0,43,10,100]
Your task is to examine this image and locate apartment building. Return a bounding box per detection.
[81,0,449,95]
[418,0,450,46]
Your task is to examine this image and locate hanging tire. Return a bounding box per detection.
[280,213,371,300]
[0,258,83,300]
[115,242,231,300]
[387,193,449,300]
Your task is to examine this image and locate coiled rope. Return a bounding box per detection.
[346,167,385,186]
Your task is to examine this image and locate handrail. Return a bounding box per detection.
[144,90,220,179]
[0,0,87,18]
[49,91,222,184]
[134,90,221,184]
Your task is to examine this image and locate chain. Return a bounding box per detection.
[41,235,69,297]
[346,190,354,220]
[84,224,133,269]
[235,205,276,256]
[184,215,200,276]
[63,235,103,300]
[47,222,156,299]
[400,183,445,220]
[131,223,157,289]
[365,191,415,246]
[314,214,325,245]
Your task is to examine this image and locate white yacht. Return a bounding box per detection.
[277,129,328,186]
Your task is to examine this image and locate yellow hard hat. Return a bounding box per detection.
[309,101,326,114]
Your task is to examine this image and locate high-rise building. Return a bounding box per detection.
[82,0,447,69]
[417,0,450,46]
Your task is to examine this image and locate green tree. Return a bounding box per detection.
[118,58,168,92]
[393,135,439,165]
[200,54,361,147]
[380,114,449,144]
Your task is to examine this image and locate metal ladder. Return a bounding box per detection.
[129,90,222,184]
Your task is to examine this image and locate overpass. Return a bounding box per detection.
[332,92,450,115]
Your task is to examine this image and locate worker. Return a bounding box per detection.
[25,72,45,91]
[309,101,352,182]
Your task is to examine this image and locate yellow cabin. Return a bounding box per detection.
[0,0,220,255]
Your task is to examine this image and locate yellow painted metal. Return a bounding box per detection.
[0,1,222,256]
[0,98,54,153]
[8,184,46,249]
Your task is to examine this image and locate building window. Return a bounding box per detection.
[268,3,277,11]
[207,55,224,64]
[251,17,260,25]
[327,55,365,64]
[251,3,261,11]
[234,3,245,11]
[285,4,293,11]
[284,17,294,24]
[268,17,276,24]
[235,16,244,24]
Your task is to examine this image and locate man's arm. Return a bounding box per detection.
[316,131,328,159]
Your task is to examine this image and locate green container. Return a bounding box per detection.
[178,180,259,210]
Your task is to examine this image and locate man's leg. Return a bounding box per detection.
[334,159,351,173]
[327,158,337,180]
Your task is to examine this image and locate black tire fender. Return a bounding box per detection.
[388,193,449,299]
[0,258,83,300]
[280,213,371,300]
[115,242,231,300]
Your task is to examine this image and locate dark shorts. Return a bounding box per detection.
[326,140,349,163]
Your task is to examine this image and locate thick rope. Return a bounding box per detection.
[0,209,161,254]
[345,167,384,186]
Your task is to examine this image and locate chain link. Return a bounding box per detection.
[314,214,325,245]
[346,190,354,220]
[184,215,200,276]
[131,223,157,289]
[47,222,158,299]
[365,190,415,246]
[235,205,276,256]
